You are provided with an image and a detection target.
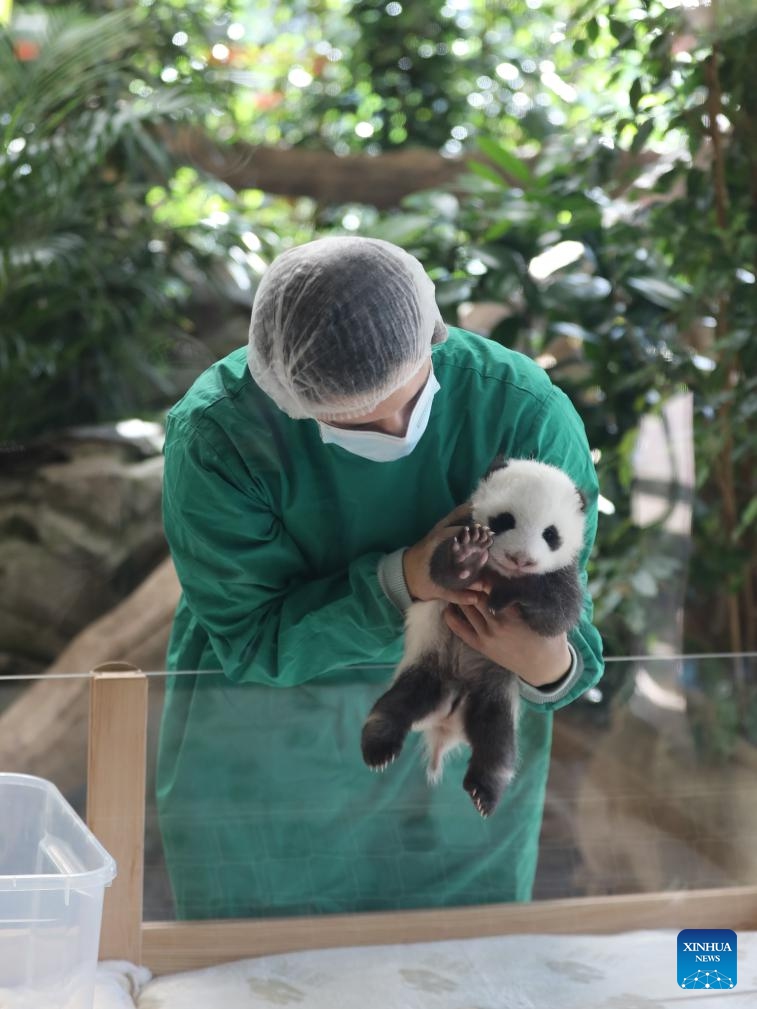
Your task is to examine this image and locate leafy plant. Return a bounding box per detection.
[0,3,247,442]
[225,0,629,156]
[620,5,757,659]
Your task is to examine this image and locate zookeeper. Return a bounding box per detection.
[158,236,604,919]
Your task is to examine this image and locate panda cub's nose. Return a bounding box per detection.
[505,551,536,569]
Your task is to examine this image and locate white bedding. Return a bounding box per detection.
[94,962,152,1009]
[96,930,757,1008]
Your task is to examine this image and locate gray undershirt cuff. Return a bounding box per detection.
[517,641,582,705]
[378,548,414,614]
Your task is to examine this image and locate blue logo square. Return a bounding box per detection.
[678,929,737,990]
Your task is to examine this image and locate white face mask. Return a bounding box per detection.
[317,369,440,462]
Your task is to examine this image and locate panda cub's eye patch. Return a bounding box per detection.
[543,525,562,551]
[489,512,516,535]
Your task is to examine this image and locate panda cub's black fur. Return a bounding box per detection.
[361,458,587,818]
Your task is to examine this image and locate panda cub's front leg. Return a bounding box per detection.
[429,523,493,591]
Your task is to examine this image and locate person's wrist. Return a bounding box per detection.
[519,637,572,688]
[543,638,572,685]
[517,643,581,705]
[544,638,572,685]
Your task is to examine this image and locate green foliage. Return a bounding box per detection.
[339,0,495,150]
[581,1,757,660]
[228,0,609,154]
[0,3,249,441]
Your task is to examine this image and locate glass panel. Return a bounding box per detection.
[539,653,757,899]
[134,654,757,922]
[3,658,755,925]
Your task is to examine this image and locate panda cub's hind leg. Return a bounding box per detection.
[462,675,519,818]
[361,660,447,771]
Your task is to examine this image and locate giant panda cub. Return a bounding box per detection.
[361,457,587,818]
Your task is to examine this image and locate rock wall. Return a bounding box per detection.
[0,425,167,675]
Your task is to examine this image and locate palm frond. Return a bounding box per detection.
[1,8,141,140]
[0,4,239,441]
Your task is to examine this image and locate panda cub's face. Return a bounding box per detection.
[471,459,586,577]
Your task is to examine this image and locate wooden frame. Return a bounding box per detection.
[87,669,757,976]
[87,664,148,964]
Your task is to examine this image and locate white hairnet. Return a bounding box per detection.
[247,236,447,420]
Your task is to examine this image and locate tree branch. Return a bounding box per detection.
[162,127,467,208]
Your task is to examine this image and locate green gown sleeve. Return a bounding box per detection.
[162,418,404,686]
[516,384,605,711]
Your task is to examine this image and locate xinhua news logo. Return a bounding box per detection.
[677,929,737,990]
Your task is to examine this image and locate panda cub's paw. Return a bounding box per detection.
[463,768,503,819]
[361,714,405,772]
[450,523,493,581]
[430,522,493,590]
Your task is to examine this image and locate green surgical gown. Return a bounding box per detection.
[158,327,604,919]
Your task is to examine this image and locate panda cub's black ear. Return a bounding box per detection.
[576,487,588,512]
[485,454,509,477]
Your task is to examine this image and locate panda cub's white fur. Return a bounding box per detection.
[361,458,587,818]
[400,599,461,779]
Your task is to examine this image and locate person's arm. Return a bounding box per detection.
[163,417,405,685]
[514,383,605,710]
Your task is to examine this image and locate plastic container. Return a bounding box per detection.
[0,773,117,1009]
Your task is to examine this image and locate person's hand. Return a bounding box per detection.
[443,600,572,687]
[403,504,490,607]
